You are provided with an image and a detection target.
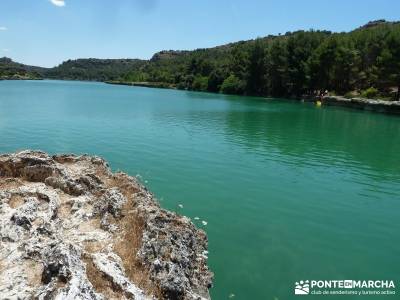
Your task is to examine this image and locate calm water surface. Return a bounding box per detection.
[1,80,399,299]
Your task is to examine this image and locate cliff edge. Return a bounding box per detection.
[0,151,212,299]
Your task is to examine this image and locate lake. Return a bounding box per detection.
[0,80,399,299]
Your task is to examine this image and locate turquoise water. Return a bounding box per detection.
[0,80,399,299]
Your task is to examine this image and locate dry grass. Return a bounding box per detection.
[85,257,122,300]
[113,200,162,299]
[84,209,161,298]
[83,241,105,253]
[0,178,22,190]
[1,155,167,298]
[84,171,161,298]
[8,194,25,208]
[105,174,140,199]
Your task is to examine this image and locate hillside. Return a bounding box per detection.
[125,20,400,100]
[1,20,399,100]
[45,58,147,81]
[0,57,47,80]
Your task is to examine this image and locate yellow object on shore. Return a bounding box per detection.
[316,100,322,107]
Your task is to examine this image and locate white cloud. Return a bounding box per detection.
[50,0,66,7]
[0,26,7,31]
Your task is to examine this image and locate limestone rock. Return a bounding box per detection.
[0,151,213,300]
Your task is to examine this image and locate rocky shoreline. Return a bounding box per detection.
[5,78,399,115]
[320,96,400,114]
[104,80,400,115]
[299,95,400,114]
[0,151,212,299]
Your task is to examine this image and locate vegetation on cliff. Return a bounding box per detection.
[1,20,399,100]
[0,57,46,80]
[45,58,147,81]
[125,20,400,100]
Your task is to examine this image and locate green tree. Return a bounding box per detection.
[286,31,327,96]
[207,69,227,92]
[229,46,248,80]
[331,42,360,94]
[246,39,266,95]
[192,76,209,91]
[220,74,244,94]
[377,30,400,100]
[28,20,400,99]
[267,39,288,96]
[307,37,339,92]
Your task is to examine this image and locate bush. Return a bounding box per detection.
[207,69,226,92]
[192,76,209,91]
[220,75,244,94]
[361,87,379,99]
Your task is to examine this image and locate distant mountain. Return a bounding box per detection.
[0,57,147,81]
[45,58,147,81]
[0,57,47,79]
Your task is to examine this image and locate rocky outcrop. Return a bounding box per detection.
[322,96,400,114]
[0,151,212,299]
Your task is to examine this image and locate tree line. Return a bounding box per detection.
[0,57,44,79]
[2,20,399,100]
[130,20,400,100]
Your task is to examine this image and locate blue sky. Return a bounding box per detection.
[0,0,399,67]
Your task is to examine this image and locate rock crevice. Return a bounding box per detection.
[0,150,212,299]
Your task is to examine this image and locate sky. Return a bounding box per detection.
[0,0,399,67]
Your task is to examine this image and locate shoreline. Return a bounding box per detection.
[3,78,399,115]
[318,96,400,115]
[0,76,43,81]
[105,80,400,115]
[104,80,176,90]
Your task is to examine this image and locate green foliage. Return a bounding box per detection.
[220,74,244,94]
[192,76,209,91]
[376,30,400,100]
[207,69,227,92]
[122,70,148,82]
[246,39,267,95]
[361,87,379,98]
[229,46,248,80]
[46,59,147,81]
[2,20,399,100]
[0,57,45,79]
[267,39,289,96]
[286,31,327,96]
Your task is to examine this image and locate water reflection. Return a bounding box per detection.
[220,98,400,178]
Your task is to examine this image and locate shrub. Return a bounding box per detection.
[192,76,209,91]
[220,75,244,94]
[207,69,226,92]
[361,87,379,99]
